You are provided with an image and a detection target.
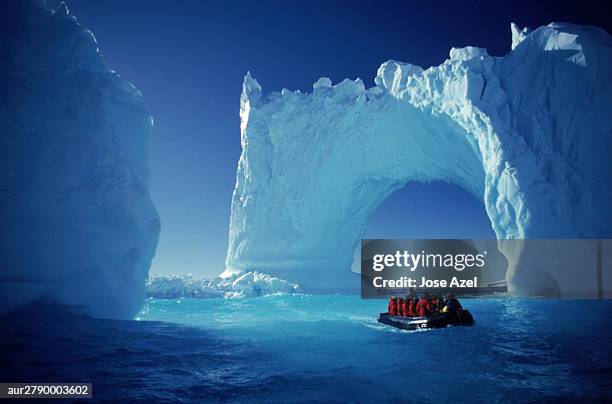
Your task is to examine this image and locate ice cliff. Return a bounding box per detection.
[227,23,612,296]
[146,272,301,299]
[0,1,159,318]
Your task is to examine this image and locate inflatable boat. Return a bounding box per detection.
[377,310,475,331]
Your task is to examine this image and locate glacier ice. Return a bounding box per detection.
[146,272,301,299]
[227,22,612,297]
[0,1,159,318]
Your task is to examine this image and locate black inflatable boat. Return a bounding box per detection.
[377,310,475,331]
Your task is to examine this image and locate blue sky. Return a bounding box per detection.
[53,0,610,277]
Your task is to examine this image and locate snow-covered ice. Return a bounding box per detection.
[227,22,612,296]
[0,1,159,318]
[146,272,301,299]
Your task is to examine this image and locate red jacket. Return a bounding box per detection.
[399,299,407,317]
[409,300,418,317]
[388,299,398,316]
[417,298,433,317]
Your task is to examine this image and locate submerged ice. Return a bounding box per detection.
[0,1,159,318]
[227,23,612,297]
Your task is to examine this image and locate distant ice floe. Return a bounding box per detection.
[146,272,301,299]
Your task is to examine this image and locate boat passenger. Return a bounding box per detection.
[412,297,420,316]
[388,297,398,316]
[398,297,408,317]
[417,293,434,317]
[405,293,412,317]
[397,297,405,316]
[445,293,463,313]
[431,295,439,312]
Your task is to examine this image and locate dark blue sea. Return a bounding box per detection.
[1,296,611,402]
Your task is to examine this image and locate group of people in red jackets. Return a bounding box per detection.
[387,290,462,318]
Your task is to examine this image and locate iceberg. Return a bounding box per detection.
[227,23,612,296]
[0,1,159,318]
[146,272,301,299]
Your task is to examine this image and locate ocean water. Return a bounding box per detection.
[2,296,611,402]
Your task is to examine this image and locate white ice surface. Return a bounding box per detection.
[146,272,301,299]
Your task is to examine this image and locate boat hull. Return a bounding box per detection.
[377,310,475,331]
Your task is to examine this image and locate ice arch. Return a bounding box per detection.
[226,23,612,296]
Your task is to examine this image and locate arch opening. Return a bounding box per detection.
[350,181,508,288]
